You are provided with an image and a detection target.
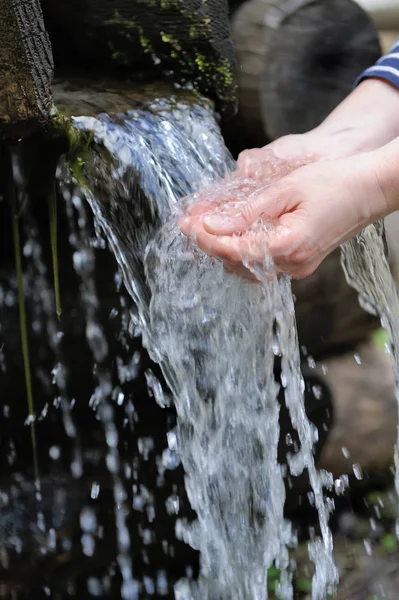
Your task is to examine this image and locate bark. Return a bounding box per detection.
[0,0,53,136]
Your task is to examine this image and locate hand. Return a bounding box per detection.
[179,150,389,280]
[178,78,399,279]
[235,78,399,179]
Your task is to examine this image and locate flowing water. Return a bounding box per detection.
[341,223,399,533]
[2,87,399,599]
[67,95,338,599]
[6,86,391,599]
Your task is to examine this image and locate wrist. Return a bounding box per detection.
[369,137,399,216]
[307,79,399,159]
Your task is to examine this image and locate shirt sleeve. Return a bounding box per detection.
[355,38,399,89]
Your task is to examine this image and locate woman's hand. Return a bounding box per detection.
[178,78,399,280]
[179,150,390,280]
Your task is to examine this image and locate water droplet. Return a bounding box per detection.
[87,577,103,597]
[49,446,61,460]
[91,482,100,500]
[162,448,181,470]
[307,356,316,369]
[80,507,97,533]
[352,463,363,480]
[312,385,322,400]
[81,532,95,557]
[363,538,372,556]
[341,447,350,459]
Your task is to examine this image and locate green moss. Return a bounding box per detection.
[189,24,198,39]
[60,119,93,186]
[295,577,312,593]
[373,328,389,349]
[195,53,207,73]
[381,533,397,553]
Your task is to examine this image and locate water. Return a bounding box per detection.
[71,95,338,598]
[341,222,399,533]
[64,190,139,598]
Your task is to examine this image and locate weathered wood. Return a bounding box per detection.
[0,0,53,136]
[40,0,236,118]
[230,0,381,142]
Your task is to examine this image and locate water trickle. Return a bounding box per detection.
[341,222,399,534]
[71,96,338,598]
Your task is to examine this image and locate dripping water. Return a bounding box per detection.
[62,185,139,599]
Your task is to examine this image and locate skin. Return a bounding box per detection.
[179,78,399,279]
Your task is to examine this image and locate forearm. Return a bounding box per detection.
[304,79,399,159]
[305,40,399,157]
[319,79,399,143]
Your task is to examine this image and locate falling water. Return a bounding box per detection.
[63,188,139,599]
[341,222,399,533]
[71,95,338,598]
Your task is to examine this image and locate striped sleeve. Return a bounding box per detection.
[356,38,399,89]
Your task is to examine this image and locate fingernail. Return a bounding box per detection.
[203,213,232,232]
[178,216,193,235]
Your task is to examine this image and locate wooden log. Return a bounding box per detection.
[0,0,53,136]
[40,0,237,119]
[230,0,381,143]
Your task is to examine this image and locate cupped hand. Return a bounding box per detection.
[179,150,387,280]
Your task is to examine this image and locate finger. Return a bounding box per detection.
[181,176,256,218]
[178,215,197,237]
[194,224,277,275]
[194,226,244,264]
[236,147,272,178]
[266,223,323,279]
[202,183,288,235]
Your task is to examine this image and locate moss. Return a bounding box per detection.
[92,2,237,116]
[373,328,389,349]
[194,53,207,73]
[49,113,92,183]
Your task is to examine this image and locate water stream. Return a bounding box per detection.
[4,88,394,600]
[70,95,338,598]
[341,223,399,533]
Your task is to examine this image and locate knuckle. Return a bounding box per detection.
[291,264,314,280]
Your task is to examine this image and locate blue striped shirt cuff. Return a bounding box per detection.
[355,39,399,89]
